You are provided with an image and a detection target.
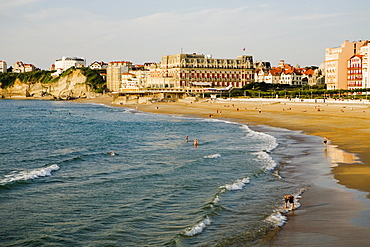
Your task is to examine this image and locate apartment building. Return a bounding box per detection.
[146,53,254,89]
[325,40,368,90]
[0,60,7,73]
[106,61,132,92]
[55,56,86,72]
[347,55,364,90]
[359,43,370,89]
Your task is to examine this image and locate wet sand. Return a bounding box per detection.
[76,96,370,245]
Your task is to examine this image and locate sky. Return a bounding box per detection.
[1,0,369,70]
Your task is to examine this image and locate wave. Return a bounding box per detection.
[182,177,250,237]
[212,195,220,204]
[264,210,287,227]
[241,125,278,152]
[204,153,221,159]
[264,187,307,227]
[0,164,59,185]
[254,151,277,171]
[220,177,250,191]
[183,216,212,236]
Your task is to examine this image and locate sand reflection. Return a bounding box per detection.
[325,144,361,167]
[326,145,370,198]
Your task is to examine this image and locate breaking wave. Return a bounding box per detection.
[0,164,59,185]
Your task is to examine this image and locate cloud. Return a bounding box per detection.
[1,1,368,69]
[0,0,42,11]
[288,12,347,21]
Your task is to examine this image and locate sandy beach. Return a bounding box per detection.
[74,95,370,246]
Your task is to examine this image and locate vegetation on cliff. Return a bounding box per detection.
[0,71,53,88]
[0,67,106,93]
[78,68,106,93]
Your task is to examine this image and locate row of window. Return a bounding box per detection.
[180,73,248,79]
[348,70,362,74]
[348,76,363,80]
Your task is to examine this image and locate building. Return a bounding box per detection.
[89,61,108,70]
[24,64,36,72]
[146,53,254,89]
[359,43,370,89]
[0,60,7,73]
[259,60,314,85]
[347,55,364,90]
[120,72,142,91]
[254,69,269,83]
[12,61,36,73]
[302,69,316,86]
[106,61,132,92]
[280,69,303,85]
[254,61,271,82]
[55,56,86,72]
[325,40,368,90]
[265,69,282,84]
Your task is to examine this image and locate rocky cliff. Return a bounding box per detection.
[0,69,97,99]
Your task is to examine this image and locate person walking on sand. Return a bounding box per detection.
[284,194,295,210]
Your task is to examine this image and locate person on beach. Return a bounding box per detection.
[284,194,295,210]
[323,136,328,145]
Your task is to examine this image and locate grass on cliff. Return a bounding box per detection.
[0,71,53,88]
[0,67,106,93]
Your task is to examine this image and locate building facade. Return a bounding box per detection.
[106,61,132,92]
[89,61,108,70]
[359,43,370,89]
[325,40,368,90]
[347,55,363,90]
[12,61,36,73]
[280,69,303,85]
[55,56,86,72]
[0,60,7,73]
[146,53,254,89]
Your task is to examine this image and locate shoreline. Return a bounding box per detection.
[5,95,370,245]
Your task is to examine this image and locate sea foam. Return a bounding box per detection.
[183,216,211,236]
[242,125,278,152]
[220,177,250,191]
[264,211,287,227]
[204,153,221,159]
[0,164,60,185]
[254,151,277,171]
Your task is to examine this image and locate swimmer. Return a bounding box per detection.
[323,136,328,145]
[284,194,295,210]
[185,136,189,143]
[193,139,198,147]
[110,151,115,155]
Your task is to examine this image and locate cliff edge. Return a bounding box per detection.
[0,68,104,100]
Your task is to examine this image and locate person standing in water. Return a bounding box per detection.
[323,136,328,145]
[284,194,295,210]
[193,139,198,147]
[185,136,189,142]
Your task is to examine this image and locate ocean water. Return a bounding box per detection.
[0,99,326,246]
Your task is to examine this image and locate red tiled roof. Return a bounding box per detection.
[303,69,314,75]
